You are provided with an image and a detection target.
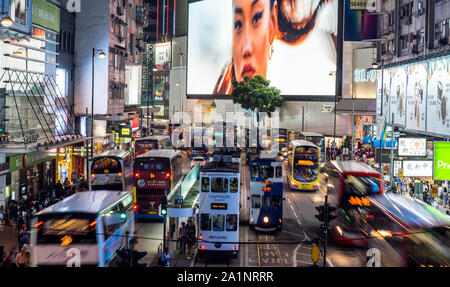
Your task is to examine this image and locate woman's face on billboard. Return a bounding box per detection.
[232,0,278,82]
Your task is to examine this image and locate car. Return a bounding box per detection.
[191,157,206,167]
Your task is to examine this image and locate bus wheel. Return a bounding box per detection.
[250,224,255,231]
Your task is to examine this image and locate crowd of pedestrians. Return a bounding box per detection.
[0,176,88,268]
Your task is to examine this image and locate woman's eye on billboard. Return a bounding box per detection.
[187,0,338,97]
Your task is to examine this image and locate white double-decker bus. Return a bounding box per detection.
[198,155,240,258]
[31,191,134,267]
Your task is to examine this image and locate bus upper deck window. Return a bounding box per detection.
[201,177,210,192]
[251,165,259,180]
[211,178,228,193]
[200,214,211,231]
[260,165,274,179]
[230,178,238,193]
[275,166,282,178]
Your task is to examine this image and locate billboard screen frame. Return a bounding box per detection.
[186,0,344,101]
[434,141,450,181]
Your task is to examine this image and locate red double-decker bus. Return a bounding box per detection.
[133,149,183,219]
[134,135,171,156]
[324,160,385,246]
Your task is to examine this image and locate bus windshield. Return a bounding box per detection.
[92,158,121,174]
[36,214,97,244]
[293,147,318,182]
[343,175,382,196]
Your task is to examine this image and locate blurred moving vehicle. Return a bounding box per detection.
[31,191,134,267]
[191,156,206,168]
[362,194,449,267]
[288,140,320,191]
[325,160,384,246]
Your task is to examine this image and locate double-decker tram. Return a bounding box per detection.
[324,160,384,246]
[31,191,134,267]
[248,152,284,231]
[288,140,320,191]
[134,135,171,156]
[198,154,240,258]
[133,149,183,219]
[89,150,134,191]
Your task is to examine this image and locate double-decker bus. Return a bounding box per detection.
[248,152,284,231]
[89,150,134,191]
[31,191,134,267]
[300,132,325,165]
[134,135,171,156]
[133,149,183,218]
[198,155,240,258]
[362,193,449,267]
[288,140,320,191]
[324,160,384,246]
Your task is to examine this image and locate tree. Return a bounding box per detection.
[231,75,283,118]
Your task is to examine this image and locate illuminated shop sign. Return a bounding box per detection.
[353,68,376,82]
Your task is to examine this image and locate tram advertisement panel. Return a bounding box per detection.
[390,66,407,126]
[427,56,450,136]
[406,62,427,132]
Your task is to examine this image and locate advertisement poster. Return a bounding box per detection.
[427,56,450,136]
[154,42,171,69]
[390,66,407,126]
[381,68,391,122]
[434,141,450,180]
[406,62,427,132]
[398,138,426,157]
[187,0,338,97]
[403,160,433,177]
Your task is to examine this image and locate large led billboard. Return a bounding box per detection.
[406,62,427,132]
[187,0,338,97]
[434,142,450,180]
[427,56,450,135]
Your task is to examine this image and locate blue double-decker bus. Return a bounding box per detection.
[249,152,284,232]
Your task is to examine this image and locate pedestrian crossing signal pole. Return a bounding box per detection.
[323,194,328,267]
[161,190,168,250]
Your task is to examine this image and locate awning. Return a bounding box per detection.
[335,99,376,115]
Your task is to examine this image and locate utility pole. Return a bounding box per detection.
[162,189,168,250]
[390,112,395,188]
[323,194,328,267]
[351,101,355,160]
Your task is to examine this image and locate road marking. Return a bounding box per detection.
[287,198,292,204]
[297,219,303,226]
[290,204,295,211]
[293,211,298,218]
[281,230,306,238]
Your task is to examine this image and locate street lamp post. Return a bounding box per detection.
[91,48,106,160]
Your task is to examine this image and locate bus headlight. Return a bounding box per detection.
[263,216,269,224]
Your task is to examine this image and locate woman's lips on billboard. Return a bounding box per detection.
[241,64,256,78]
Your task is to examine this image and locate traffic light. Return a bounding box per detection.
[327,205,338,222]
[315,204,338,222]
[315,205,325,222]
[161,196,168,216]
[149,129,153,136]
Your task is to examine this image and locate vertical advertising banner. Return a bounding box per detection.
[427,56,450,135]
[381,69,391,122]
[390,66,407,126]
[406,62,427,132]
[376,69,382,116]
